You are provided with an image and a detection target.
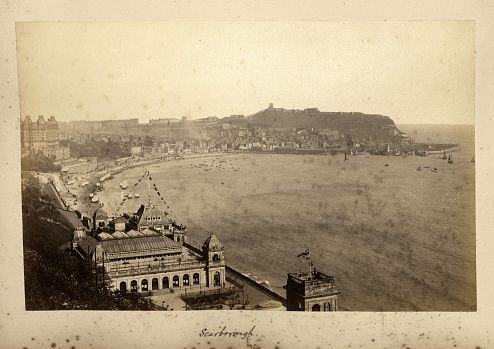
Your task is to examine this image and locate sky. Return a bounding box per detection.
[16,21,475,124]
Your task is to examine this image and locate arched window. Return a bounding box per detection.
[119,281,127,293]
[162,277,169,289]
[130,280,138,293]
[312,304,321,312]
[183,274,190,286]
[172,275,179,287]
[141,279,148,291]
[324,302,331,311]
[193,273,200,285]
[212,254,220,261]
[214,271,221,287]
[152,278,159,290]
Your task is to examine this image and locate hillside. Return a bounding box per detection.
[248,108,398,138]
[61,139,131,159]
[21,172,159,310]
[216,106,401,141]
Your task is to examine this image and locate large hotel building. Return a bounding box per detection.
[21,115,70,160]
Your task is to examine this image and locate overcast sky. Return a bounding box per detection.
[16,21,474,124]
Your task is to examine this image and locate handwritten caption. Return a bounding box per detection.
[199,326,256,339]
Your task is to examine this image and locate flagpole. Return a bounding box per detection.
[148,170,151,205]
[308,250,311,279]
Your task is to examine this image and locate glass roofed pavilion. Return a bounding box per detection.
[72,202,226,294]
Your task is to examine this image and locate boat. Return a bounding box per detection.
[416,166,422,171]
[471,155,475,163]
[448,154,453,164]
[135,193,140,198]
[120,181,128,189]
[440,151,447,160]
[344,149,349,162]
[128,193,133,199]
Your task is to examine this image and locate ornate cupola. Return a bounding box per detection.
[202,234,225,266]
[202,234,226,288]
[136,203,166,232]
[93,207,108,231]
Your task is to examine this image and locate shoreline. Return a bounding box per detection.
[52,142,469,218]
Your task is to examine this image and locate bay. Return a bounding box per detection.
[102,124,476,311]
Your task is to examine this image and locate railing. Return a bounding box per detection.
[109,260,207,276]
[305,284,340,296]
[181,285,239,300]
[183,239,204,255]
[225,265,287,307]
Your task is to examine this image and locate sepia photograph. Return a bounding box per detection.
[16,20,476,314]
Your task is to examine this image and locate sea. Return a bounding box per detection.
[101,124,476,311]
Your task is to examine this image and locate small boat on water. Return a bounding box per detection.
[440,151,447,160]
[135,193,140,198]
[120,181,128,189]
[344,149,349,162]
[448,154,454,164]
[128,193,133,199]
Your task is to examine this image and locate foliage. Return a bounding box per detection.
[24,248,157,310]
[67,139,131,159]
[22,173,158,310]
[21,151,61,172]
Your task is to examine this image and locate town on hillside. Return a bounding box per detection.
[21,104,459,169]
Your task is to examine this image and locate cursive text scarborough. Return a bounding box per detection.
[199,326,256,339]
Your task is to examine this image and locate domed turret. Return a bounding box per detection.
[136,203,166,233]
[202,234,226,288]
[93,207,108,230]
[93,207,108,220]
[202,234,224,252]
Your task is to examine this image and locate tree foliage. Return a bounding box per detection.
[24,248,157,310]
[21,151,61,172]
[22,173,158,310]
[67,139,130,159]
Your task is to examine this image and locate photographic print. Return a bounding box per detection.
[17,21,476,313]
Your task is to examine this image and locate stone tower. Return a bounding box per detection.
[202,234,226,287]
[285,262,341,311]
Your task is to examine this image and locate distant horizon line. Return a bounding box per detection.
[47,117,474,126]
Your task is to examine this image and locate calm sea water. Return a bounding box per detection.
[103,124,476,311]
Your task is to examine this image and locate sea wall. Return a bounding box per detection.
[225,265,287,307]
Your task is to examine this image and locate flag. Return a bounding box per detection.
[297,249,310,258]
